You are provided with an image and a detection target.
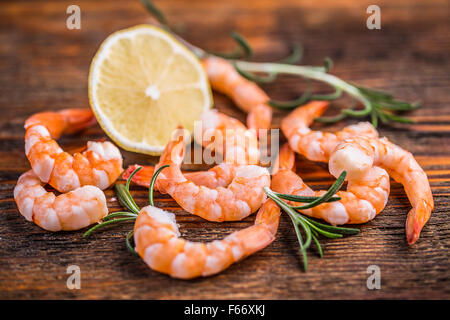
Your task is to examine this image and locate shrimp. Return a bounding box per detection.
[123,163,238,189]
[282,101,379,162]
[25,108,123,193]
[132,144,299,279]
[329,136,434,244]
[133,199,279,279]
[280,101,390,223]
[154,135,271,222]
[272,144,390,224]
[14,170,108,231]
[202,56,272,133]
[197,109,260,165]
[123,110,260,189]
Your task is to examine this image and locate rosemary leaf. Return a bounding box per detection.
[268,91,312,109]
[126,230,138,256]
[277,43,303,64]
[102,212,138,221]
[115,184,140,215]
[371,109,379,128]
[311,86,342,100]
[314,113,348,124]
[126,166,142,192]
[300,218,343,239]
[82,217,137,238]
[302,215,360,235]
[311,231,323,258]
[274,192,341,203]
[149,165,169,206]
[291,171,346,209]
[323,57,333,72]
[381,112,416,124]
[211,31,252,59]
[291,216,308,271]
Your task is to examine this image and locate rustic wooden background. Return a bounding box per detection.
[0,0,449,299]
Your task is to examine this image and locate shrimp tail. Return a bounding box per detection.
[406,200,434,245]
[58,108,96,135]
[158,134,185,167]
[25,109,96,138]
[155,135,186,193]
[281,101,329,137]
[273,143,296,174]
[247,103,273,135]
[122,165,155,188]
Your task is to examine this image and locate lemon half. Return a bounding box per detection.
[89,25,212,155]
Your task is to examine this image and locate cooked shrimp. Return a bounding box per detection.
[154,135,270,222]
[123,163,238,189]
[133,200,279,279]
[329,136,434,244]
[202,56,272,133]
[132,144,298,279]
[272,144,390,224]
[280,101,390,223]
[282,101,378,162]
[14,170,108,231]
[197,109,260,165]
[25,109,123,193]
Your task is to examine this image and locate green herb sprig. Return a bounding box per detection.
[233,60,419,128]
[264,171,360,271]
[140,0,419,128]
[83,165,169,255]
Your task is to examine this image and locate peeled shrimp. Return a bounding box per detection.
[25,108,123,193]
[329,136,434,244]
[273,144,390,225]
[203,56,272,133]
[281,101,390,223]
[14,170,108,231]
[282,101,378,162]
[132,144,299,279]
[133,200,280,279]
[154,135,270,222]
[197,109,260,165]
[123,163,238,189]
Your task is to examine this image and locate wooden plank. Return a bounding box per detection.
[0,0,449,299]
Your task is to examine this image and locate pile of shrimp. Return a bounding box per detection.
[13,57,434,280]
[281,101,434,245]
[14,108,123,231]
[128,61,433,278]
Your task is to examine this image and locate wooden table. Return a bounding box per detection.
[0,0,449,299]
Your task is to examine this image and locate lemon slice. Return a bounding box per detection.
[89,25,212,155]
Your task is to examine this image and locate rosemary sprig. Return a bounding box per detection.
[209,31,253,60]
[83,165,169,255]
[234,61,419,128]
[264,170,359,271]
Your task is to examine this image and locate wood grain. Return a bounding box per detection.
[0,0,449,299]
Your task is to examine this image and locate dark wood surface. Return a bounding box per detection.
[0,0,449,299]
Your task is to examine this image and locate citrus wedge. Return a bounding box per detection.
[89,25,212,155]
